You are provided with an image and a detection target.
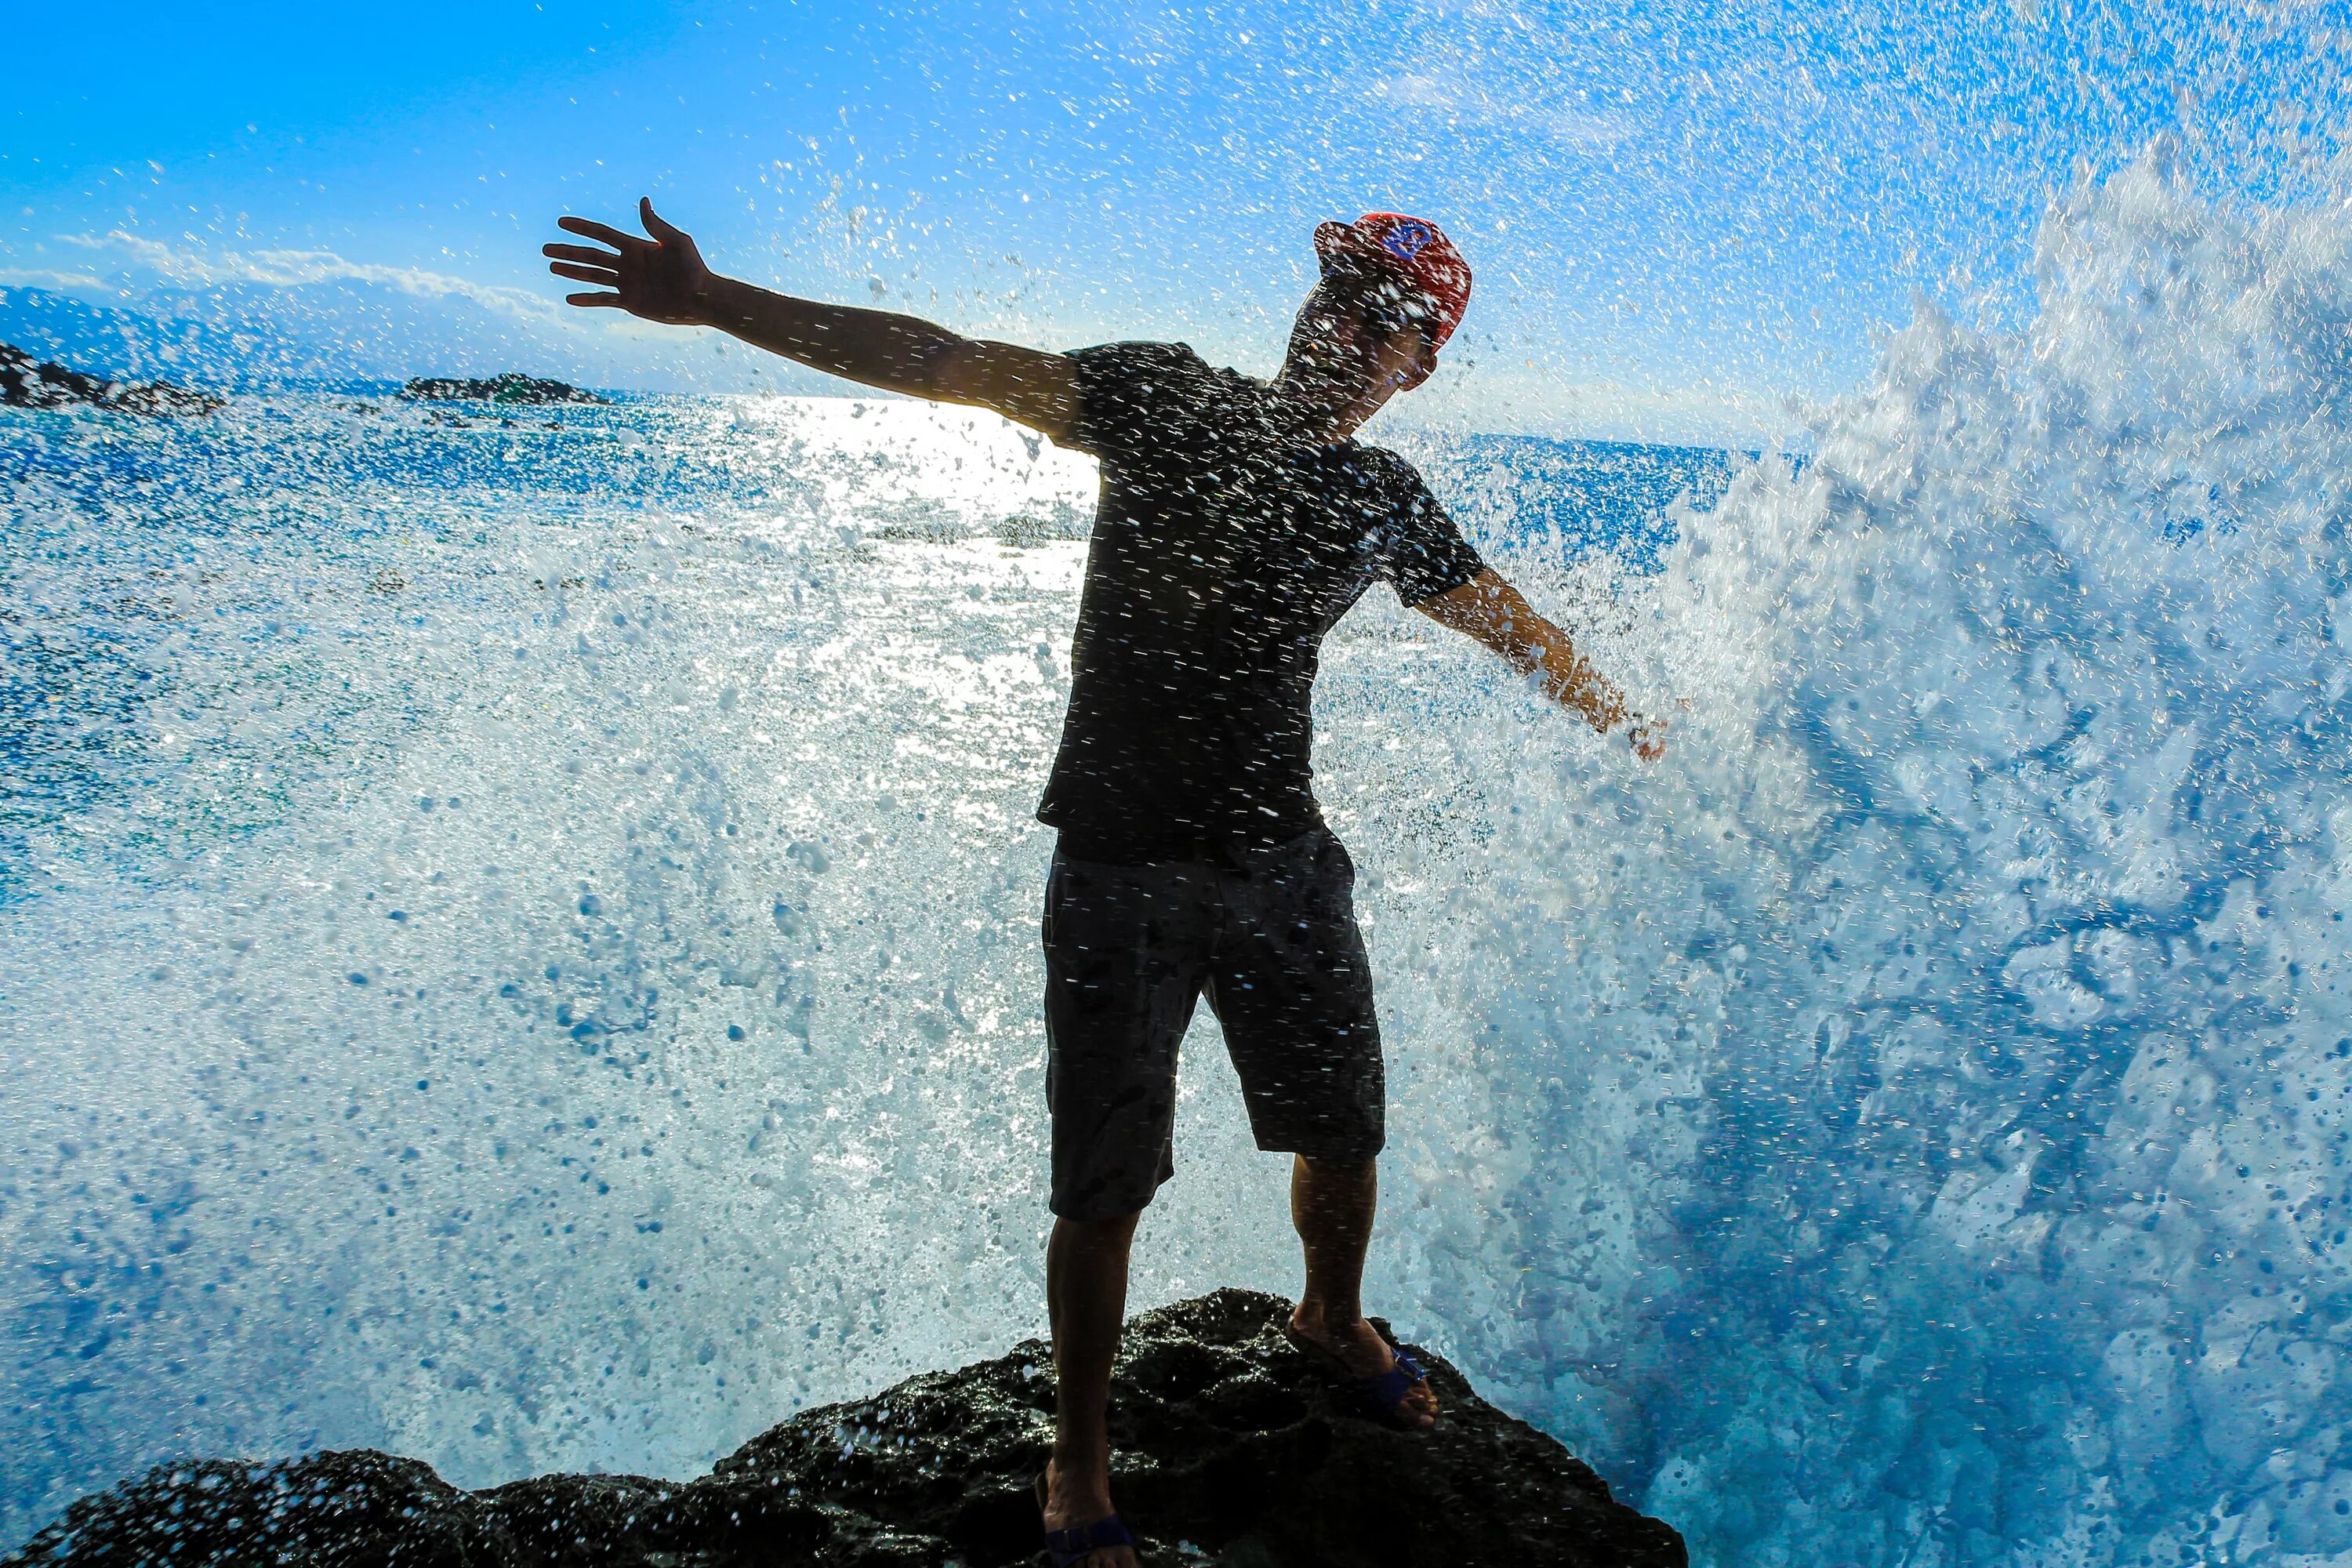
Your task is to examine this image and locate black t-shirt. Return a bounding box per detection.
[1038,341,1487,858]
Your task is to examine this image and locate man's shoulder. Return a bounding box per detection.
[1327,441,1431,497]
[1065,339,1214,384]
[1064,342,1228,436]
[1070,341,1279,399]
[1064,341,1277,459]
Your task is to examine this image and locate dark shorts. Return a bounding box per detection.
[1041,824,1385,1221]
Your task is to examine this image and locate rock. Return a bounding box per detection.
[0,343,222,416]
[2,1289,1686,1566]
[995,504,1093,548]
[397,374,608,405]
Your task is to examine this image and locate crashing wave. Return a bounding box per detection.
[1383,143,2352,1566]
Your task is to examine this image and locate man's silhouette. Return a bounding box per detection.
[546,198,1663,1567]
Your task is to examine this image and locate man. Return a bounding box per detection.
[546,199,1664,1568]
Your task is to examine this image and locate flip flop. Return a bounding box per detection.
[1282,1321,1435,1431]
[1034,1471,1135,1566]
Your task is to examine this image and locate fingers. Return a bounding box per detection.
[639,196,683,241]
[543,241,621,265]
[557,215,638,248]
[564,292,625,308]
[548,261,620,286]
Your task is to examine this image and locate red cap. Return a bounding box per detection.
[1312,212,1472,350]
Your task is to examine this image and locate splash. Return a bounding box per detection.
[0,393,1118,1537]
[1375,147,2352,1565]
[9,148,2352,1567]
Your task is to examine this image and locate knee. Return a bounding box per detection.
[1053,1209,1142,1255]
[1295,1152,1376,1185]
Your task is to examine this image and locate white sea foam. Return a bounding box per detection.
[7,148,2352,1566]
[1370,145,2352,1566]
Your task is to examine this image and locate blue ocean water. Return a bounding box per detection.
[0,390,836,898]
[6,152,2352,1568]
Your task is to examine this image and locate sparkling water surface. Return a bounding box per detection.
[0,384,1676,1538]
[9,156,2352,1568]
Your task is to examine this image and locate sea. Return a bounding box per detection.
[6,154,2351,1567]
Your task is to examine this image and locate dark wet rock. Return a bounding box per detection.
[3,1289,1685,1566]
[995,503,1093,547]
[397,374,608,405]
[869,518,974,543]
[0,343,222,416]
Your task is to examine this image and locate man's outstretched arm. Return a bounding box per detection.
[546,198,1079,442]
[1417,570,1667,761]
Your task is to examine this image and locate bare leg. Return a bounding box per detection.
[1044,1210,1144,1568]
[1287,1155,1437,1428]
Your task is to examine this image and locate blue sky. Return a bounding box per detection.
[5,1,2343,439]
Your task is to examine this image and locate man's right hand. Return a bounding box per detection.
[540,200,1077,441]
[544,198,713,325]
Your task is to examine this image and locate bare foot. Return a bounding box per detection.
[1288,1302,1439,1429]
[1042,1457,1141,1568]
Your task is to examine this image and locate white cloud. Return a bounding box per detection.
[0,268,111,292]
[1374,73,1454,109]
[2,227,797,392]
[53,230,557,318]
[1368,74,1635,150]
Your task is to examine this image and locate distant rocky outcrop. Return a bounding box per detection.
[397,373,608,405]
[0,343,222,416]
[2,1289,1683,1567]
